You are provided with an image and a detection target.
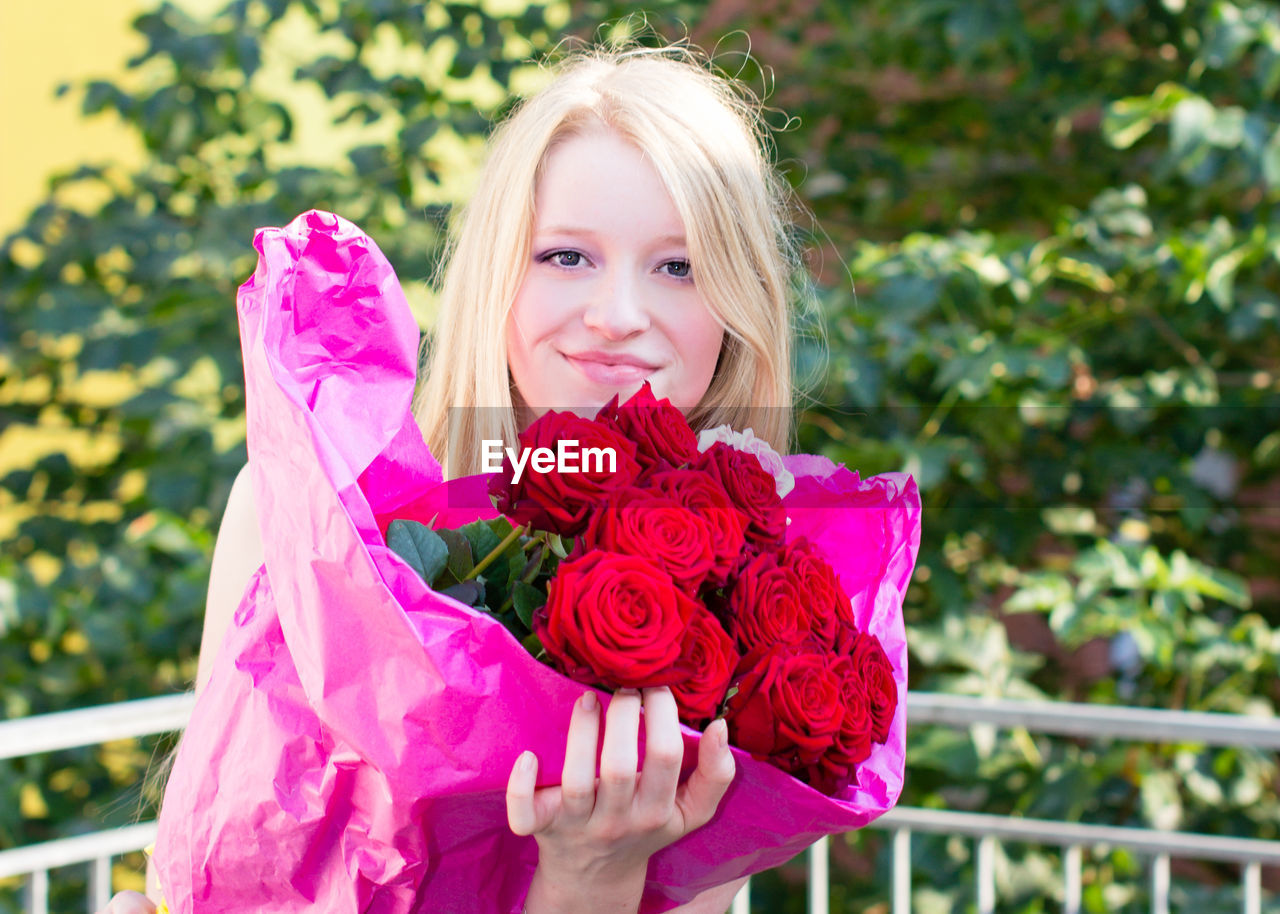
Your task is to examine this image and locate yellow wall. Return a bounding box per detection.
[0,0,517,238]
[0,2,152,234]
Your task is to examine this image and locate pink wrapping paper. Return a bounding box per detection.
[154,210,921,914]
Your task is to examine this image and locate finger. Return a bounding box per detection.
[674,717,736,834]
[594,688,642,822]
[634,687,683,824]
[506,750,556,836]
[559,691,601,822]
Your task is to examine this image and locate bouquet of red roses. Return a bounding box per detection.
[155,211,920,914]
[387,382,897,796]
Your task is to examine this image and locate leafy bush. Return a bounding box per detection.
[2,0,1276,911]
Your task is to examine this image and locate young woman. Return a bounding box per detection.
[101,40,810,914]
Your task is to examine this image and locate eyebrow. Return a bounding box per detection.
[538,226,688,247]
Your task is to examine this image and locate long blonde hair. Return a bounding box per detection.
[414,42,809,477]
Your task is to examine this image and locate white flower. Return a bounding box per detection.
[696,425,795,498]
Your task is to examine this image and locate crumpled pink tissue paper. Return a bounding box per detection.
[154,210,921,914]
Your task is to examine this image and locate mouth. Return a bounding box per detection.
[561,351,659,385]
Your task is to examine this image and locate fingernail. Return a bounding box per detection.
[713,718,729,749]
[617,687,640,697]
[518,750,535,772]
[581,691,597,712]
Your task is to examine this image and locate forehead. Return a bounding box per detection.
[532,128,686,236]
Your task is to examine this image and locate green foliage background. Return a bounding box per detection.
[2,0,1278,911]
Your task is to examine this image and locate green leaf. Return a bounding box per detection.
[1166,551,1251,608]
[440,579,484,607]
[461,519,503,565]
[1103,83,1190,149]
[1140,769,1183,830]
[386,520,449,583]
[1102,97,1159,149]
[512,581,546,630]
[547,533,570,559]
[527,538,552,569]
[1254,430,1280,468]
[520,631,544,656]
[462,518,511,588]
[1262,127,1280,188]
[437,528,474,580]
[1003,572,1074,614]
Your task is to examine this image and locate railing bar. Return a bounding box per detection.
[906,693,1280,749]
[808,835,829,914]
[874,807,1280,865]
[25,869,49,914]
[1151,854,1170,914]
[89,854,113,913]
[892,829,911,914]
[0,693,196,761]
[0,822,159,880]
[1064,844,1082,914]
[5,692,1276,762]
[976,835,996,914]
[1242,861,1260,914]
[731,877,750,914]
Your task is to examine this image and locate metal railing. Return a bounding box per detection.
[0,695,194,913]
[3,692,1277,914]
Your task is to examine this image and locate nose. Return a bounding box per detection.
[582,268,651,339]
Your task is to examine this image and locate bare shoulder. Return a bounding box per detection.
[194,463,264,695]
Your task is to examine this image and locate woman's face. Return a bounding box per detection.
[505,127,725,425]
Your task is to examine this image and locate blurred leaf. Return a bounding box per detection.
[512,581,544,631]
[387,520,449,583]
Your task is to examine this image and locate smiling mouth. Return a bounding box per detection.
[562,352,658,385]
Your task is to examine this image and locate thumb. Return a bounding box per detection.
[674,718,735,834]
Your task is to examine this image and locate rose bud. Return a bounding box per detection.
[595,381,699,473]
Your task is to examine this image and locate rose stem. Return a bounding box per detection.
[465,522,527,581]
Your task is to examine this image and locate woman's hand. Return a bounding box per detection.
[506,686,736,914]
[96,891,156,914]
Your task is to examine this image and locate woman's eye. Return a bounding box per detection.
[664,260,692,279]
[544,250,583,268]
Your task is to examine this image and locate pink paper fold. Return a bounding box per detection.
[154,210,921,914]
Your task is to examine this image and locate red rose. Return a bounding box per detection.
[645,467,749,587]
[848,631,897,743]
[489,410,642,536]
[670,607,739,726]
[535,551,697,689]
[803,654,876,795]
[777,537,845,649]
[694,442,787,549]
[726,549,811,653]
[725,645,844,773]
[581,488,717,594]
[596,381,699,473]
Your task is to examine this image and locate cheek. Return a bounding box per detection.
[675,308,725,403]
[504,307,539,403]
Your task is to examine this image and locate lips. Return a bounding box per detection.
[562,350,659,385]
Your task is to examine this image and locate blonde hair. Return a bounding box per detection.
[414,41,809,477]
